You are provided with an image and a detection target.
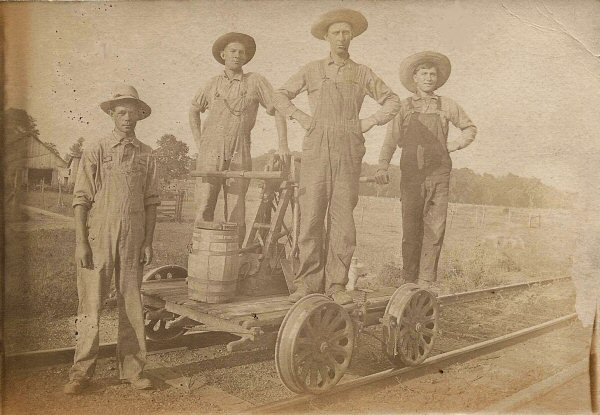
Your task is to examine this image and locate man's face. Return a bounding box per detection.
[221,42,247,71]
[325,22,353,55]
[110,102,139,134]
[413,66,438,93]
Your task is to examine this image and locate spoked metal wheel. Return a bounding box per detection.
[382,283,439,367]
[276,294,355,394]
[143,265,188,342]
[142,265,188,282]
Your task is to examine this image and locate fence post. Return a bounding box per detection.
[176,190,184,222]
[507,208,512,226]
[481,206,486,229]
[41,178,45,209]
[57,181,64,207]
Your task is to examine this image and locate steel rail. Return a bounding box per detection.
[5,276,570,369]
[247,313,578,414]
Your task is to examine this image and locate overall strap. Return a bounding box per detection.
[436,96,442,111]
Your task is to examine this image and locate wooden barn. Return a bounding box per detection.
[5,135,68,188]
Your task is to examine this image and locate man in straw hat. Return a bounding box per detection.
[376,51,477,290]
[64,85,160,394]
[274,9,400,304]
[189,32,289,242]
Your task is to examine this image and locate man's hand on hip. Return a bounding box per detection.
[374,168,390,185]
[76,241,93,269]
[293,110,313,131]
[360,117,377,134]
[140,242,153,266]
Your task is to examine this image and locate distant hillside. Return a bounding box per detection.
[253,151,573,209]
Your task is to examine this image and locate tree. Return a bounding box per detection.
[44,142,61,159]
[4,108,40,144]
[66,137,85,160]
[154,134,192,183]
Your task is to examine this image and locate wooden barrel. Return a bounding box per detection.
[188,221,240,303]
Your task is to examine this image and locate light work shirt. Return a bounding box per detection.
[378,93,477,169]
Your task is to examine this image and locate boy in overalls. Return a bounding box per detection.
[376,51,478,290]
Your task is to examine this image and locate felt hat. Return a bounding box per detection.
[311,8,368,40]
[100,84,151,120]
[212,32,256,65]
[399,51,452,93]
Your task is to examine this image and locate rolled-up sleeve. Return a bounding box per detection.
[190,81,211,113]
[144,154,161,207]
[274,66,308,118]
[72,145,98,209]
[364,68,400,126]
[254,74,276,116]
[446,98,477,151]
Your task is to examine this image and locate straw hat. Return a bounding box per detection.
[399,51,452,93]
[311,8,368,40]
[100,84,151,120]
[212,32,256,65]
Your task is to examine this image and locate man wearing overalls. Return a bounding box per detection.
[65,85,160,394]
[189,32,289,242]
[274,9,400,304]
[376,51,477,290]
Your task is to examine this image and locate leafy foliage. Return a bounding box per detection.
[67,137,85,159]
[44,141,61,159]
[154,134,192,184]
[4,108,40,144]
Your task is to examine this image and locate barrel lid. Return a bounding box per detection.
[195,221,239,231]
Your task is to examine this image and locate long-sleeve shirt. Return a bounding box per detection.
[73,131,160,213]
[378,94,477,169]
[273,55,400,126]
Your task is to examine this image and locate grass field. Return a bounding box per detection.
[8,188,576,322]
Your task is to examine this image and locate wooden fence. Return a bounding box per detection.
[157,191,185,222]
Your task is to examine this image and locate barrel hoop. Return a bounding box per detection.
[190,249,241,256]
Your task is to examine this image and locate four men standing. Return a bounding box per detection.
[67,8,476,394]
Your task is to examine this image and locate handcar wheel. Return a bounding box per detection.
[144,315,187,343]
[142,265,188,342]
[382,283,439,367]
[142,265,187,282]
[276,294,355,394]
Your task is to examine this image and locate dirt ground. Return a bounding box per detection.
[3,279,587,415]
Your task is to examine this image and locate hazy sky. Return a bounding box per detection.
[5,0,600,191]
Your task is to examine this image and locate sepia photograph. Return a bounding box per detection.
[2,1,600,413]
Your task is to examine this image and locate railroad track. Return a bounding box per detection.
[5,276,570,369]
[248,313,578,413]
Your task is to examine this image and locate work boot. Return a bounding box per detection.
[288,287,311,303]
[328,285,353,305]
[122,376,153,390]
[63,378,89,395]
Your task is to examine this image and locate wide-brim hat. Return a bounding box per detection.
[212,32,256,65]
[311,8,368,40]
[399,51,452,93]
[100,84,151,120]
